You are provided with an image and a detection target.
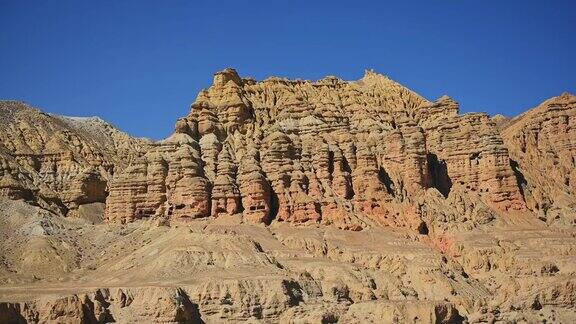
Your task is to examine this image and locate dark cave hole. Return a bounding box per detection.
[427,153,452,198]
[137,209,152,218]
[418,222,429,235]
[302,175,310,194]
[314,202,322,216]
[346,180,356,200]
[378,166,395,196]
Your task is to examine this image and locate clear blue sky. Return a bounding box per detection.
[1,1,574,139]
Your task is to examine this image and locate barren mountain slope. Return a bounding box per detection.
[0,71,575,323]
[501,92,576,226]
[0,101,150,217]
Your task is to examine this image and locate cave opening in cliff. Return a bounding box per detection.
[427,153,452,198]
[378,166,395,196]
[418,222,429,235]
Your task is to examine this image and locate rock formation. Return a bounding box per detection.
[0,70,575,323]
[104,69,526,234]
[0,101,149,218]
[501,92,576,226]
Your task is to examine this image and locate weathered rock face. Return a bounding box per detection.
[0,101,149,217]
[104,133,211,223]
[416,96,525,211]
[1,76,576,323]
[105,69,526,231]
[501,93,576,225]
[1,198,575,323]
[0,287,202,323]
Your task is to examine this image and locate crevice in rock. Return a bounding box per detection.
[175,288,205,324]
[342,156,352,173]
[268,186,279,224]
[302,175,310,195]
[510,159,527,201]
[314,201,322,217]
[342,156,354,199]
[346,179,355,200]
[327,151,335,181]
[377,166,395,196]
[426,153,452,198]
[237,196,245,213]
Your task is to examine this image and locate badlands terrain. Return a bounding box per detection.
[0,69,575,323]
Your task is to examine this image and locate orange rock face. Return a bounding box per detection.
[104,69,527,230]
[1,71,576,323]
[501,93,576,225]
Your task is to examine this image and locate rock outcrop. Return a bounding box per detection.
[501,92,576,226]
[0,101,149,217]
[105,69,526,233]
[1,70,575,323]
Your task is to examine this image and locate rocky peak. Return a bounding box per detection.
[213,67,243,87]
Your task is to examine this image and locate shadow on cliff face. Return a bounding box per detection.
[378,166,395,196]
[177,288,205,324]
[268,187,280,224]
[426,153,452,198]
[510,159,527,202]
[0,303,27,324]
[341,155,355,199]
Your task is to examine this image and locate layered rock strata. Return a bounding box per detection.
[105,69,526,232]
[0,101,148,216]
[501,92,576,225]
[1,70,576,323]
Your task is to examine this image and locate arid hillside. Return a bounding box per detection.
[0,70,574,323]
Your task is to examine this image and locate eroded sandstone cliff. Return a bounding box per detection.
[501,92,576,226]
[105,69,526,235]
[0,101,149,217]
[0,70,575,323]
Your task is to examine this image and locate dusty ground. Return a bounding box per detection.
[0,198,575,323]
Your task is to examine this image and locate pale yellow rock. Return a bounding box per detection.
[1,73,576,323]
